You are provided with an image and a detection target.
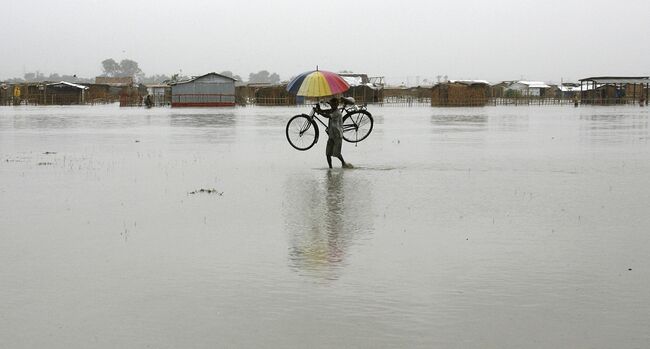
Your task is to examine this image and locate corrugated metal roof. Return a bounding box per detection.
[449,79,490,86]
[342,76,363,86]
[171,72,236,85]
[579,76,650,84]
[516,81,551,88]
[47,81,89,90]
[558,85,581,92]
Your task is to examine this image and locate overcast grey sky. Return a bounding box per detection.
[3,0,649,84]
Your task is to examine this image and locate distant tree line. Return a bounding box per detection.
[100,58,144,81]
[248,70,280,84]
[5,72,93,84]
[3,58,284,85]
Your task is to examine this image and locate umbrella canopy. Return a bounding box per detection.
[286,70,350,97]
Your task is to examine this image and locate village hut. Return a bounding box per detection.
[507,81,551,97]
[490,81,514,98]
[0,83,11,105]
[170,72,236,107]
[431,80,490,107]
[339,73,384,104]
[579,77,650,105]
[557,83,581,98]
[383,86,431,103]
[580,84,619,105]
[95,76,134,97]
[146,84,172,106]
[254,84,296,106]
[44,82,88,105]
[11,83,42,104]
[80,84,113,104]
[234,84,251,105]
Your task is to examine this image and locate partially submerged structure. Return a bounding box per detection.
[490,81,515,98]
[383,86,431,104]
[254,84,296,106]
[94,76,142,105]
[235,83,297,105]
[171,72,236,107]
[0,81,88,105]
[507,81,551,97]
[145,84,172,106]
[578,76,649,105]
[431,80,490,106]
[556,83,581,98]
[339,73,384,104]
[0,83,11,105]
[44,81,89,104]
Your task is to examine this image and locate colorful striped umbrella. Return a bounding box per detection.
[286,69,350,97]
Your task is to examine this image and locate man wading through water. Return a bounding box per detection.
[317,97,353,169]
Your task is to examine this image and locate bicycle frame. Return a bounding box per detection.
[307,103,366,128]
[287,101,373,150]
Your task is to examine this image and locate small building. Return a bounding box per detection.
[80,83,113,104]
[431,80,490,107]
[557,83,581,98]
[44,81,89,104]
[383,86,431,103]
[579,76,649,105]
[170,72,236,107]
[0,83,11,105]
[490,81,515,98]
[254,84,296,106]
[146,84,171,106]
[340,73,384,104]
[507,81,551,97]
[234,82,295,106]
[95,76,137,103]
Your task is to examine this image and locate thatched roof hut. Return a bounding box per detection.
[431,80,489,106]
[254,84,296,106]
[340,73,384,103]
[0,83,11,105]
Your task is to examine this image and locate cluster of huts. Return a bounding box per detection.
[1,73,647,107]
[0,77,148,106]
[431,77,649,106]
[0,72,385,107]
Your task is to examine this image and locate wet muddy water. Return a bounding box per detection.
[1,105,649,348]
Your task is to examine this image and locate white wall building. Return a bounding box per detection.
[508,81,551,97]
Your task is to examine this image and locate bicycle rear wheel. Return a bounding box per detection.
[342,110,373,143]
[286,114,319,151]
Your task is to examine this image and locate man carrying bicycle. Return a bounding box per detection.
[317,97,353,169]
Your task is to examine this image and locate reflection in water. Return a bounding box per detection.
[170,112,236,128]
[169,112,238,144]
[284,170,373,280]
[12,115,73,129]
[579,113,649,144]
[430,114,488,133]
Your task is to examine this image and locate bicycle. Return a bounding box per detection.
[285,98,374,151]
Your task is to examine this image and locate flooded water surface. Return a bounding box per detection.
[1,105,649,348]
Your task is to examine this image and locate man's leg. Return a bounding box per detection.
[326,138,335,168]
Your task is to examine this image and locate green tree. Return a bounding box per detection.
[101,59,120,77]
[269,73,280,84]
[119,59,143,80]
[248,70,281,84]
[101,58,145,81]
[220,71,242,81]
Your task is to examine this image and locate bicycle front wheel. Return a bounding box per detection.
[342,110,374,143]
[286,114,319,151]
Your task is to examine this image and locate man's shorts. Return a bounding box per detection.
[326,137,342,157]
